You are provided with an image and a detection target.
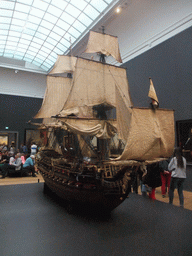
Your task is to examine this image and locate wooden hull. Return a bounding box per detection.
[37,149,131,212]
[39,168,129,212]
[42,176,127,212]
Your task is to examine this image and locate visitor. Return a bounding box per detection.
[23,155,36,177]
[9,141,16,154]
[9,152,15,165]
[159,159,171,198]
[168,147,187,207]
[11,153,22,172]
[31,142,37,155]
[0,143,8,153]
[0,151,10,178]
[21,153,26,164]
[143,162,162,200]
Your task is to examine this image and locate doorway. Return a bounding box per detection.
[0,131,19,151]
[176,119,192,162]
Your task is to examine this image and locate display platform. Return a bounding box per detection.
[0,183,192,256]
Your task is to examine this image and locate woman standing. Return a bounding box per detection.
[168,147,187,207]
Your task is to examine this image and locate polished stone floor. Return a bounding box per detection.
[1,165,192,255]
[1,181,192,256]
[139,185,192,211]
[0,173,44,186]
[1,166,192,210]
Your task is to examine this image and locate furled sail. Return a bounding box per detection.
[63,120,116,139]
[84,31,122,63]
[115,107,175,161]
[59,57,132,118]
[64,121,102,136]
[34,76,72,118]
[49,55,77,75]
[41,118,63,128]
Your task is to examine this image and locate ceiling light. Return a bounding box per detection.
[116,6,122,13]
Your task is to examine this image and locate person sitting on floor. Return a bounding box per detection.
[9,152,15,165]
[8,152,16,173]
[23,155,36,177]
[21,153,26,164]
[0,151,10,178]
[11,153,22,173]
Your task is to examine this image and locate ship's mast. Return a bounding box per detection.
[97,26,110,161]
[99,26,106,63]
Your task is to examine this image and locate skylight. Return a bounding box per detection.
[0,0,118,73]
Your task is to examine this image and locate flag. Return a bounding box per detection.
[148,78,159,106]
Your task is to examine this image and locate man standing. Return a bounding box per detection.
[31,142,37,155]
[23,155,36,177]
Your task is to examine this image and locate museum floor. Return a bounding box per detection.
[1,167,192,256]
[1,170,192,211]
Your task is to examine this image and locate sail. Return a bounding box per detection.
[34,76,72,118]
[84,31,122,63]
[115,107,175,161]
[49,55,77,75]
[116,85,132,141]
[34,30,175,163]
[59,57,132,117]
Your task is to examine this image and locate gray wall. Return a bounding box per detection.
[0,67,46,149]
[123,26,192,122]
[0,94,43,149]
[0,67,46,98]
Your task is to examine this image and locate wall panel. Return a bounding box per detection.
[0,67,46,98]
[123,26,192,122]
[0,94,42,149]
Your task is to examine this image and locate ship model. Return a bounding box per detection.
[34,31,175,212]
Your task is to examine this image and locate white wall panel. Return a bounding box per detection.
[106,0,192,64]
[0,67,46,98]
